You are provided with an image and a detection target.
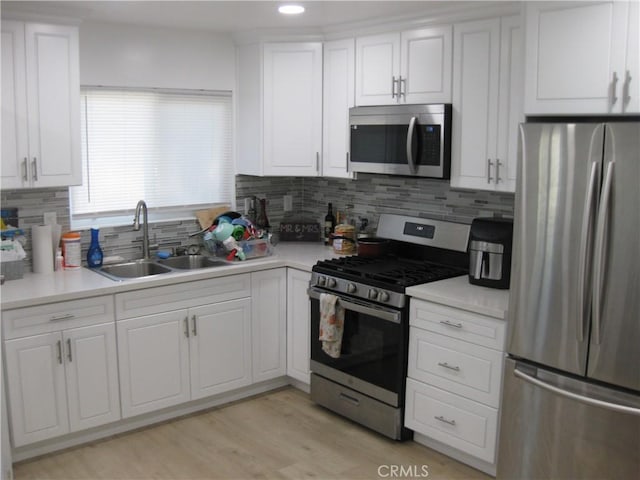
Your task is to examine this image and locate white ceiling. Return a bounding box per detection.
[2,0,478,33]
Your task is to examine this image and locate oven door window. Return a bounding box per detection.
[310,298,405,396]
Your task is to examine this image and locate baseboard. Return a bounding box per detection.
[287,376,310,393]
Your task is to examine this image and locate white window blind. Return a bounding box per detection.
[70,87,233,226]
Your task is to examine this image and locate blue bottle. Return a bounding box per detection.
[87,228,103,268]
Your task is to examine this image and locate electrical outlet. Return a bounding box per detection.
[283,195,293,211]
[43,212,57,225]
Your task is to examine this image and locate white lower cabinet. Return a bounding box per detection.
[4,296,120,447]
[286,268,311,384]
[405,297,506,475]
[116,276,254,418]
[251,269,287,383]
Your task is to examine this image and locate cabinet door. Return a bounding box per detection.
[451,18,501,190]
[496,15,523,193]
[623,0,639,113]
[64,323,120,432]
[322,38,354,179]
[524,1,630,114]
[1,20,29,189]
[24,23,81,186]
[251,269,287,383]
[355,33,400,105]
[189,299,252,400]
[263,42,322,176]
[117,311,190,418]
[286,269,311,384]
[4,333,69,446]
[400,26,453,104]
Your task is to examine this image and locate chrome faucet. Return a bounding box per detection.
[133,200,150,259]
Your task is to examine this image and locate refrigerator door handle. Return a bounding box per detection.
[592,160,614,345]
[577,161,599,342]
[514,366,640,416]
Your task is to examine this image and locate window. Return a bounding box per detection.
[70,87,233,228]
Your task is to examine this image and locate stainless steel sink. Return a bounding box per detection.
[91,255,227,281]
[157,255,226,270]
[94,260,173,281]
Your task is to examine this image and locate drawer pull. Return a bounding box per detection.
[437,362,461,372]
[439,320,463,329]
[67,338,72,362]
[339,392,360,406]
[184,317,190,338]
[434,415,456,426]
[50,313,75,321]
[191,315,197,336]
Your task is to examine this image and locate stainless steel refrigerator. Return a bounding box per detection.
[498,122,640,479]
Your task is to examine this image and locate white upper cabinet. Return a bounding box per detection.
[1,21,81,189]
[355,25,452,105]
[237,42,323,176]
[524,1,639,114]
[451,16,523,192]
[322,38,355,179]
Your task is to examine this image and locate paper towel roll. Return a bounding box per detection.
[32,225,54,273]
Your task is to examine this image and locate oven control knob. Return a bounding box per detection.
[379,291,390,302]
[346,283,357,294]
[327,278,337,288]
[317,276,326,286]
[368,288,379,300]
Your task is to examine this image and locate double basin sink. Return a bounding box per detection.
[92,255,228,281]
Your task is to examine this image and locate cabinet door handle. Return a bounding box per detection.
[496,159,503,184]
[434,415,456,426]
[487,159,494,183]
[316,152,320,172]
[32,158,38,181]
[66,338,72,362]
[392,76,398,98]
[346,152,350,173]
[50,313,75,322]
[184,317,190,338]
[623,70,632,109]
[611,71,619,107]
[56,340,63,364]
[22,157,28,182]
[437,361,461,372]
[399,75,406,98]
[191,315,197,336]
[439,320,463,329]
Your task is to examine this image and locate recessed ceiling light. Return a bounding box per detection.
[278,5,305,15]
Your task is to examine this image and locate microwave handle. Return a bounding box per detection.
[406,116,417,174]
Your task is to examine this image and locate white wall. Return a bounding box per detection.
[78,22,235,90]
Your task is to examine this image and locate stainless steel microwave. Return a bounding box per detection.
[349,104,452,178]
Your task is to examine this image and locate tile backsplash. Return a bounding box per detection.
[2,174,513,270]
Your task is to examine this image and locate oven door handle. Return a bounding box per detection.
[308,288,401,324]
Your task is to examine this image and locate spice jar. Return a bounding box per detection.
[332,224,356,254]
[61,231,82,270]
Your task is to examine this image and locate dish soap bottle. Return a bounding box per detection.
[87,228,104,268]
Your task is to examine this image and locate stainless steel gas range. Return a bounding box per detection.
[308,214,470,440]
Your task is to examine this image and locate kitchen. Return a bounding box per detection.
[1,1,639,479]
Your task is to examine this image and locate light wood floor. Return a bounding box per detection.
[14,387,490,480]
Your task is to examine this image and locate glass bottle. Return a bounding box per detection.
[256,198,270,230]
[86,228,104,268]
[324,203,336,245]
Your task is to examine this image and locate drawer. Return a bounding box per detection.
[115,274,251,319]
[410,298,506,350]
[408,327,503,407]
[3,295,115,339]
[404,378,498,464]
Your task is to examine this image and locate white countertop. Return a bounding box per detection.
[2,244,507,318]
[1,242,341,310]
[406,275,509,319]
